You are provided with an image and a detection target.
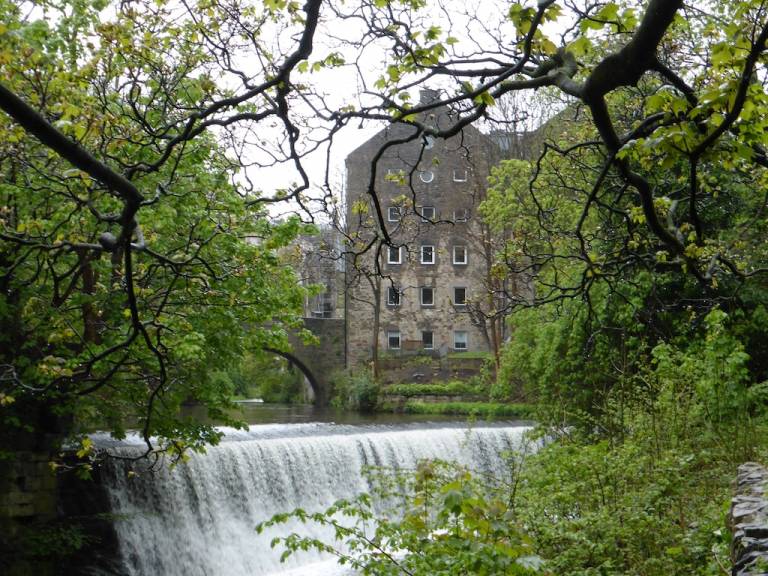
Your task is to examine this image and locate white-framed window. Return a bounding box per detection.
[420,286,434,306]
[453,245,468,265]
[422,330,434,350]
[420,245,435,265]
[423,134,435,149]
[386,286,401,307]
[419,170,434,183]
[387,245,402,264]
[453,208,469,222]
[453,169,468,182]
[387,206,401,222]
[311,291,333,318]
[453,287,467,306]
[453,330,468,350]
[419,206,436,221]
[387,330,401,350]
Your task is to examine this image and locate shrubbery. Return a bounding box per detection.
[259,460,541,576]
[213,351,305,403]
[329,369,380,412]
[383,381,481,397]
[402,401,533,418]
[266,306,768,575]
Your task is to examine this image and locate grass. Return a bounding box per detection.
[446,351,492,360]
[401,401,533,418]
[383,381,482,397]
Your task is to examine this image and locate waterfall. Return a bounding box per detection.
[99,422,531,576]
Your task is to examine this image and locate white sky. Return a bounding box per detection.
[227,0,557,222]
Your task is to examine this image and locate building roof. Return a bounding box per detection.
[345,90,498,165]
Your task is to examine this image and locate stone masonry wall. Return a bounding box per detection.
[288,317,345,403]
[0,451,57,522]
[0,451,58,576]
[729,462,768,575]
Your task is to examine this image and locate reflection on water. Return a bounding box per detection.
[180,401,483,426]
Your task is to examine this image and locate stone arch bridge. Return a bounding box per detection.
[267,318,345,405]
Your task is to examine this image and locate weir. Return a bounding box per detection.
[95,422,530,576]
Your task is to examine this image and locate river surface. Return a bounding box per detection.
[95,405,532,576]
[184,401,487,426]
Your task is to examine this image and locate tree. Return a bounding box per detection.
[3,0,768,454]
[0,0,320,456]
[317,0,768,292]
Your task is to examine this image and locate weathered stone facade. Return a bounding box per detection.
[344,92,517,367]
[286,317,345,404]
[294,228,345,320]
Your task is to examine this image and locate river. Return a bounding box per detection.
[93,404,532,576]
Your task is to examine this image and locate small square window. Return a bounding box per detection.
[420,245,435,265]
[420,287,434,306]
[453,209,469,222]
[453,330,468,350]
[419,206,436,221]
[453,287,467,306]
[422,330,434,350]
[387,245,402,264]
[387,286,401,307]
[453,245,468,265]
[453,169,468,182]
[388,330,401,350]
[388,206,401,222]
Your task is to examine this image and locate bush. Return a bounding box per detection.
[510,309,768,575]
[402,401,533,418]
[223,351,305,403]
[383,381,481,397]
[259,460,540,576]
[329,369,379,413]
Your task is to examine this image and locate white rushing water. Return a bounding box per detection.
[99,422,531,576]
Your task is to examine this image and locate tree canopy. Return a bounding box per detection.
[2,0,768,455]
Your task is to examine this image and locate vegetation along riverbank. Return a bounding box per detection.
[3,0,768,574]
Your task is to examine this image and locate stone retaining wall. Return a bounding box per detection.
[729,462,768,575]
[0,451,57,521]
[0,451,58,576]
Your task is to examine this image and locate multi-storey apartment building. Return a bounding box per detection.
[344,91,510,367]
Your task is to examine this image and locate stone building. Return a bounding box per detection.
[344,91,516,367]
[294,228,345,319]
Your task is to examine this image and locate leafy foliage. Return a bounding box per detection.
[217,351,305,404]
[0,0,312,455]
[330,369,380,413]
[259,460,541,576]
[401,401,532,419]
[384,381,481,398]
[514,319,768,576]
[266,316,767,574]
